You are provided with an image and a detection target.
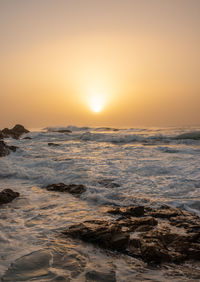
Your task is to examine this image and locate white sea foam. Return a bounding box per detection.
[1,126,199,212]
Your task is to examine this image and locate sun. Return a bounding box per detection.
[90,95,103,113]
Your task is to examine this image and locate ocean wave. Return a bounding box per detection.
[174,131,200,140]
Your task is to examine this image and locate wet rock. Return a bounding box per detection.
[54,129,72,133]
[147,206,180,219]
[45,183,86,195]
[63,220,130,252]
[1,248,87,281]
[63,205,200,265]
[140,241,171,264]
[97,179,120,188]
[1,124,29,139]
[108,206,144,217]
[1,249,54,281]
[0,141,18,157]
[48,142,60,146]
[0,189,20,205]
[0,140,10,157]
[0,130,4,139]
[85,270,116,282]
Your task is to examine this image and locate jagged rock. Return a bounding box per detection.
[63,205,200,265]
[0,189,20,205]
[0,140,18,157]
[48,142,60,147]
[1,124,29,139]
[63,220,130,252]
[45,183,86,195]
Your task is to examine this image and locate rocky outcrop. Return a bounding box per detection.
[63,205,200,265]
[44,183,86,195]
[48,142,60,147]
[0,189,20,205]
[0,140,18,157]
[1,124,29,139]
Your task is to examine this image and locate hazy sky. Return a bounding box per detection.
[1,0,200,128]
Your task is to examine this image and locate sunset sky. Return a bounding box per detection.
[1,0,200,128]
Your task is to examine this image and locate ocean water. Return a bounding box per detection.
[0,126,200,281]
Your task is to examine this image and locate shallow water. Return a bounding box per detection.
[0,126,200,281]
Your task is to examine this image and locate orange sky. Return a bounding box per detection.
[0,0,200,128]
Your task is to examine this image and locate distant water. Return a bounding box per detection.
[0,126,200,281]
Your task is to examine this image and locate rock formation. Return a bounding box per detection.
[63,205,200,265]
[44,183,86,195]
[1,124,29,139]
[0,140,18,157]
[0,189,20,205]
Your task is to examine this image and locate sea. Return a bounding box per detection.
[0,126,200,281]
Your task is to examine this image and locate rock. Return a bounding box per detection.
[23,136,32,140]
[140,241,171,264]
[45,183,86,195]
[108,206,144,217]
[85,270,116,282]
[0,140,10,157]
[57,129,72,133]
[0,189,20,205]
[63,220,130,252]
[48,142,60,146]
[1,249,54,281]
[0,130,4,139]
[0,140,18,157]
[2,248,86,281]
[97,179,120,188]
[52,129,72,133]
[63,204,200,265]
[1,124,29,139]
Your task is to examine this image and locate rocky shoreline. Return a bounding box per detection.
[0,124,200,280]
[63,204,200,265]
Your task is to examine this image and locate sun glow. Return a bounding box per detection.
[90,95,104,113]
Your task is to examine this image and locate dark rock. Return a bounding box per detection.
[1,124,29,139]
[45,183,86,195]
[124,217,158,231]
[0,140,18,157]
[48,142,60,147]
[23,136,32,140]
[0,140,10,157]
[140,241,171,264]
[63,204,200,265]
[0,189,20,205]
[63,220,130,252]
[97,179,120,188]
[108,206,144,217]
[85,270,116,282]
